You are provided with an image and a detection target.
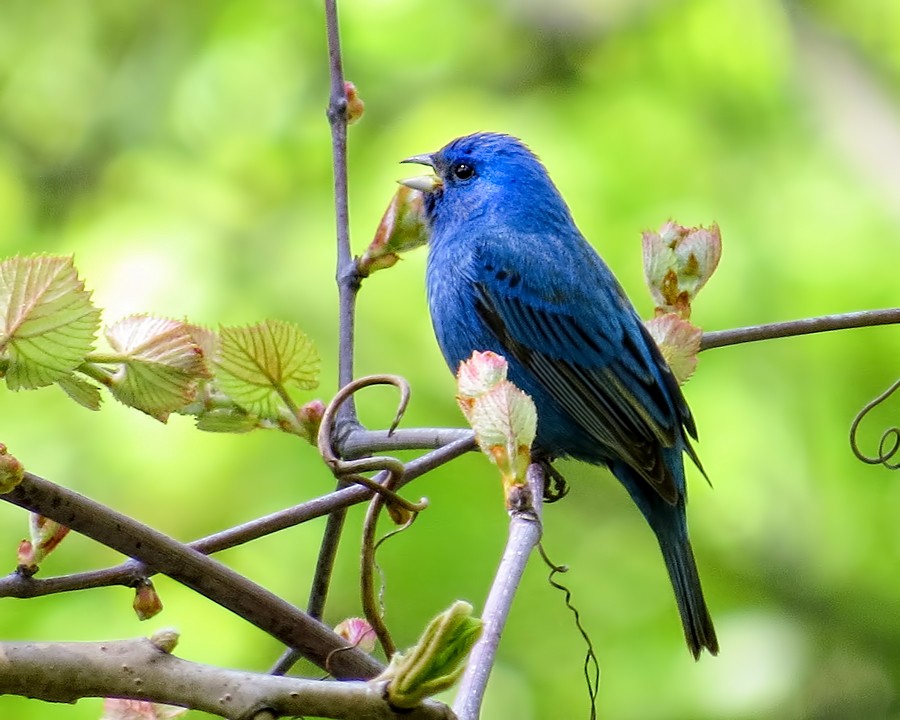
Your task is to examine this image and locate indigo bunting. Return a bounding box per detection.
[401,132,718,658]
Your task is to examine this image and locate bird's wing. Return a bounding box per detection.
[473,237,700,504]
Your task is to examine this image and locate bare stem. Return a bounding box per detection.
[0,435,475,600]
[300,0,359,655]
[700,307,900,350]
[452,465,545,720]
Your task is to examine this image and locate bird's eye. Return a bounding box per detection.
[452,162,475,181]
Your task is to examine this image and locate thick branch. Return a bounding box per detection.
[1,472,382,680]
[452,465,545,720]
[0,637,454,720]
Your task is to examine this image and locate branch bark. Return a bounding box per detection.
[0,637,455,720]
[2,472,383,680]
[700,308,900,350]
[452,465,545,720]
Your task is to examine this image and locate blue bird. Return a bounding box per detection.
[401,132,718,658]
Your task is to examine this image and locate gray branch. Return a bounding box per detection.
[1,472,382,680]
[0,636,455,720]
[452,465,545,720]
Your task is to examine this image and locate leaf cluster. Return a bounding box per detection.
[0,255,322,440]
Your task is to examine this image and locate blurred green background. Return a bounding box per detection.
[1,0,898,718]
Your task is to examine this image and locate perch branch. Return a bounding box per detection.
[452,465,545,720]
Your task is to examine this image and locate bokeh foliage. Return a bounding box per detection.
[1,1,898,718]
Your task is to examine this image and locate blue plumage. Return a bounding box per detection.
[403,132,718,658]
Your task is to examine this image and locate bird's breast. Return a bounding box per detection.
[425,245,495,374]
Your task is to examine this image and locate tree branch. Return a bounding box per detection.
[1,472,383,680]
[300,0,360,650]
[0,636,455,720]
[452,465,545,720]
[0,435,475,600]
[700,308,900,350]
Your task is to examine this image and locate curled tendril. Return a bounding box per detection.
[317,374,427,513]
[850,378,900,470]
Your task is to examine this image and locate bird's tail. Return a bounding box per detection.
[657,534,719,659]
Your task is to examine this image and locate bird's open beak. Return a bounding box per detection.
[399,153,442,193]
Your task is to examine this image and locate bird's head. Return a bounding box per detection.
[399,132,567,229]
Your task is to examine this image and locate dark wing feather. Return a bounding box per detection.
[473,244,700,504]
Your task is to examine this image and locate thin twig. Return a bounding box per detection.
[300,0,360,648]
[339,427,475,459]
[452,465,545,720]
[700,308,900,350]
[0,435,476,600]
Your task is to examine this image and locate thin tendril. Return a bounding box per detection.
[850,378,900,470]
[538,542,600,720]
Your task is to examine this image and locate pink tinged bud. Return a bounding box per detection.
[335,617,377,654]
[133,579,164,621]
[0,443,24,493]
[16,540,36,573]
[359,186,430,277]
[344,81,365,124]
[455,351,508,403]
[456,352,537,503]
[644,313,703,385]
[18,514,70,571]
[298,399,325,444]
[642,221,721,319]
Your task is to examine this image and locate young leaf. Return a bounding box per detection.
[359,186,430,276]
[216,319,319,419]
[335,617,377,654]
[103,315,211,422]
[642,221,721,318]
[0,255,100,390]
[194,406,259,433]
[376,601,483,709]
[456,352,537,493]
[0,443,24,493]
[18,514,70,572]
[56,373,103,410]
[645,313,703,385]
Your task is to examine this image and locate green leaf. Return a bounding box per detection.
[0,255,100,390]
[195,407,259,433]
[103,315,211,422]
[376,601,483,709]
[216,319,319,419]
[56,373,102,410]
